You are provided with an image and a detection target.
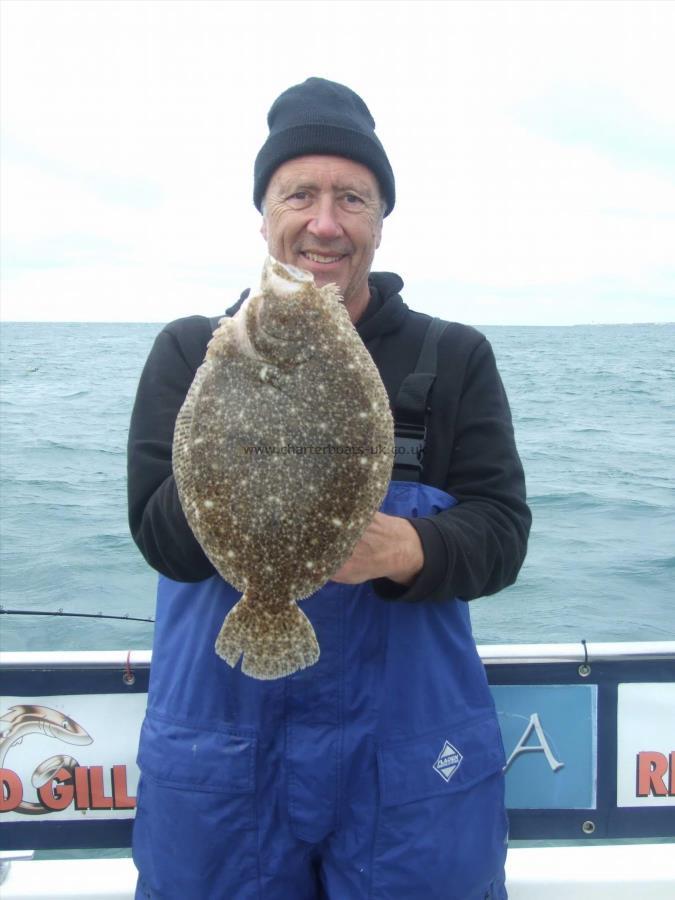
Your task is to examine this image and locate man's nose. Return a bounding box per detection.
[306,197,343,240]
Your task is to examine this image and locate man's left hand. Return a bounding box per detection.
[330,512,424,586]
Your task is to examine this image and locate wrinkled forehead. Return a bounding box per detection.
[267,155,382,200]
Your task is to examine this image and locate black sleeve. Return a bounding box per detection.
[127,316,217,581]
[374,335,531,602]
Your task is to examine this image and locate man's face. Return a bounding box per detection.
[261,155,384,321]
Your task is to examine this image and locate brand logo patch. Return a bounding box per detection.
[433,740,463,783]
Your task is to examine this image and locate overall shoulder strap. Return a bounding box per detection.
[391,317,449,482]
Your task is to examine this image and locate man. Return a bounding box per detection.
[128,77,530,900]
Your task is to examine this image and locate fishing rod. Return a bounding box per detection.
[0,606,154,624]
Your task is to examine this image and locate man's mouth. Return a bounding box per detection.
[300,251,346,265]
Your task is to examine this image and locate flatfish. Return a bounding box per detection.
[173,256,394,679]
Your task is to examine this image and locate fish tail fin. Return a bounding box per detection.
[215,592,319,680]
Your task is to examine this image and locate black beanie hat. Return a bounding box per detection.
[254,77,395,216]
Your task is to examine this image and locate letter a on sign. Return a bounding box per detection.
[505,713,565,772]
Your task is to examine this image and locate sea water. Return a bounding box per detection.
[1,321,674,653]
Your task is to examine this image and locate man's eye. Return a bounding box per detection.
[285,191,312,209]
[344,194,363,205]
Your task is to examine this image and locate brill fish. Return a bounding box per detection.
[172,256,394,680]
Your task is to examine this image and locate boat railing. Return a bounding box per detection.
[1,641,674,897]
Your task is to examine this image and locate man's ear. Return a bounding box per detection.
[375,218,383,250]
[260,217,268,241]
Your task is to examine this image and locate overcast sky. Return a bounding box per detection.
[2,0,674,325]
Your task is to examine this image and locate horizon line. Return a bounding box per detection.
[1,319,674,328]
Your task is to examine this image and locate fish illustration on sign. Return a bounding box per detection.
[0,705,92,815]
[173,256,394,680]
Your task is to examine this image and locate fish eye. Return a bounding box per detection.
[61,719,73,730]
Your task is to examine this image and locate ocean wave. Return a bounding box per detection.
[529,490,599,506]
[529,490,668,514]
[29,438,124,454]
[60,389,91,399]
[74,533,134,552]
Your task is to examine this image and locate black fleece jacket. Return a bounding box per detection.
[127,271,531,602]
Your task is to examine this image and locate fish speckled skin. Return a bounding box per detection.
[173,257,394,679]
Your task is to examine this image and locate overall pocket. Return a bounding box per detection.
[133,711,260,900]
[371,714,508,900]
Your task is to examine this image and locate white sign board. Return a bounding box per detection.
[0,694,146,822]
[617,682,675,807]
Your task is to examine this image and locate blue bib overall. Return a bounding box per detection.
[133,481,508,899]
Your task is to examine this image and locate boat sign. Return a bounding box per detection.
[617,683,675,807]
[1,694,145,822]
[492,683,597,809]
[1,642,674,849]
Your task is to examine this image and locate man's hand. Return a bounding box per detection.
[330,512,424,586]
